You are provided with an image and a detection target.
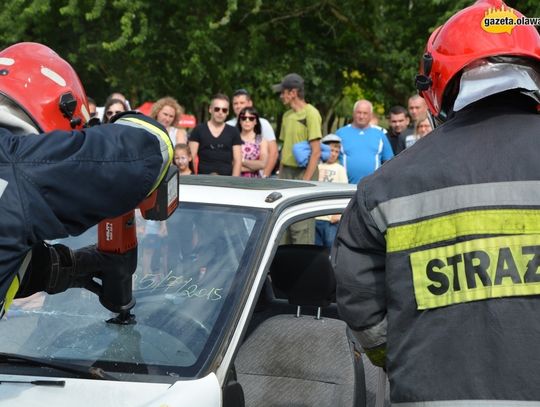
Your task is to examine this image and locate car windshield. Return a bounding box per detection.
[2,203,268,380]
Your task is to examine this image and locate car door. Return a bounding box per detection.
[216,195,353,405]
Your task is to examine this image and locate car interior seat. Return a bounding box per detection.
[235,244,367,407]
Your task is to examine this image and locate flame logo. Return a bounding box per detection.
[481,4,519,34]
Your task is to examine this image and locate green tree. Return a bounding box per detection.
[0,0,537,130]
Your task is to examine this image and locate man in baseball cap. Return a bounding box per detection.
[273,72,322,244]
[272,73,305,93]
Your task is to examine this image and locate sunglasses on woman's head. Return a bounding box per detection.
[240,115,256,122]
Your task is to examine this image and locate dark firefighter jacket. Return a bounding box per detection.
[333,93,540,405]
[0,117,171,316]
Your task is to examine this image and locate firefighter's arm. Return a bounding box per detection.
[331,181,388,367]
[112,112,173,195]
[16,112,173,239]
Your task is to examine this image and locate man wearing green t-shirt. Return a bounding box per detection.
[273,73,322,244]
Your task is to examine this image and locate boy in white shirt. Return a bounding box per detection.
[315,134,348,247]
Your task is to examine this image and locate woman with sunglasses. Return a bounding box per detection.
[102,98,128,123]
[236,107,268,178]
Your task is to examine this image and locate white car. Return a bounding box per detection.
[0,175,387,407]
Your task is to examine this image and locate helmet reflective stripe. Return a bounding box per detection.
[0,57,14,66]
[40,67,66,87]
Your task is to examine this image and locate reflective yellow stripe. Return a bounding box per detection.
[370,181,540,233]
[3,276,20,314]
[120,117,174,193]
[1,251,32,317]
[387,209,540,253]
[411,234,540,310]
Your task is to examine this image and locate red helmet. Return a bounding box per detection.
[0,42,89,132]
[416,0,540,120]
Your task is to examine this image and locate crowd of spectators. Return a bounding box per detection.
[88,77,433,265]
[90,78,431,183]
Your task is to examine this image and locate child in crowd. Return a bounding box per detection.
[315,134,348,248]
[174,143,194,175]
[140,143,192,279]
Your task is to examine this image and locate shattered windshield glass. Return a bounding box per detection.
[1,203,267,380]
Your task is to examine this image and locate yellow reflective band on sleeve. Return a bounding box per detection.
[387,209,540,253]
[120,117,174,193]
[3,276,20,315]
[411,234,540,310]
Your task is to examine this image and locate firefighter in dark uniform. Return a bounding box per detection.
[0,42,173,317]
[332,0,540,404]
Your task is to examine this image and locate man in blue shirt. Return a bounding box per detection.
[336,99,394,184]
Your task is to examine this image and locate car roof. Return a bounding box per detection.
[179,175,357,209]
